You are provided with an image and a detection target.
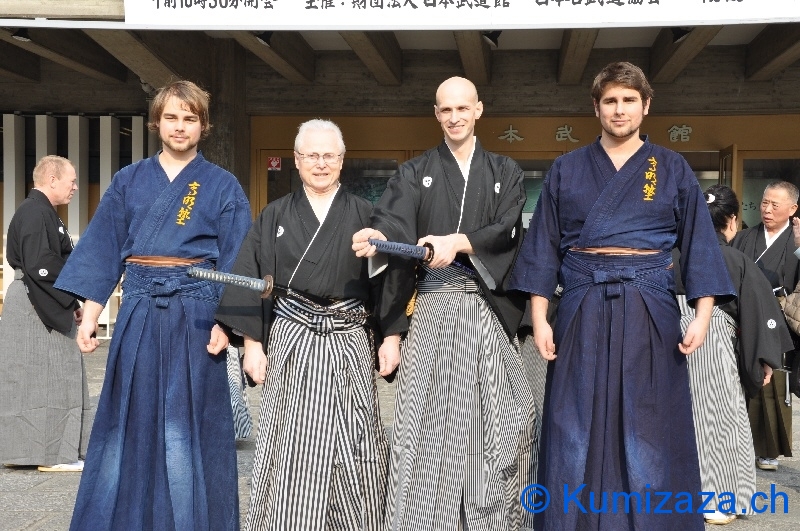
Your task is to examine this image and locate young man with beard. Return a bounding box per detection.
[56,80,251,530]
[510,62,736,531]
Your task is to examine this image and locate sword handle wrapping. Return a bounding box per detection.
[187,267,274,298]
[368,239,433,264]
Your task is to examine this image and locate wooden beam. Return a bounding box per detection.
[558,29,598,85]
[339,31,402,86]
[453,31,491,86]
[229,31,315,85]
[0,40,40,83]
[746,23,800,81]
[136,31,212,87]
[83,30,184,91]
[0,28,128,83]
[649,26,723,83]
[0,0,123,20]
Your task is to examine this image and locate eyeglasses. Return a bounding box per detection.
[295,152,342,165]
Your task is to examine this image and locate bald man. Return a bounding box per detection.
[353,77,535,530]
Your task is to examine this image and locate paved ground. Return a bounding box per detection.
[1,339,798,530]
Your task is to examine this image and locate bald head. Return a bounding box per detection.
[433,76,484,150]
[435,76,479,106]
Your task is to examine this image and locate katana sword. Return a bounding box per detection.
[368,238,434,264]
[187,267,278,298]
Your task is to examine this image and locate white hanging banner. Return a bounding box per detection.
[124,0,800,30]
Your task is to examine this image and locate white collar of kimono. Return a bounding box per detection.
[763,220,790,250]
[287,184,340,288]
[446,136,477,181]
[446,137,476,233]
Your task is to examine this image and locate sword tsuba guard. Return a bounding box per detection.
[261,275,274,298]
[422,242,435,264]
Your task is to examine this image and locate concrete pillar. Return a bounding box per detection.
[99,116,120,196]
[68,116,89,237]
[131,116,146,163]
[3,114,26,297]
[35,115,57,160]
[148,128,160,157]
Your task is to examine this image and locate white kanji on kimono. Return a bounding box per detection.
[39,268,48,277]
[494,183,501,193]
[276,226,285,237]
[422,176,433,188]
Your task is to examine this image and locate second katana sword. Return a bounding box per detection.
[368,238,434,264]
[186,267,279,298]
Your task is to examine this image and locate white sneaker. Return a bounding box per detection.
[704,510,737,525]
[756,456,778,470]
[38,460,84,472]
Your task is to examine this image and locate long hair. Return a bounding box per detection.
[147,80,212,139]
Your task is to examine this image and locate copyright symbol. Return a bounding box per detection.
[520,483,550,513]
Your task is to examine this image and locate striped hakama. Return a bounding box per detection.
[0,274,90,466]
[245,296,389,531]
[678,295,757,515]
[385,265,536,531]
[519,335,548,493]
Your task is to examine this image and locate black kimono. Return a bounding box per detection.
[732,222,796,459]
[5,188,78,332]
[0,188,88,468]
[216,188,389,531]
[371,140,535,531]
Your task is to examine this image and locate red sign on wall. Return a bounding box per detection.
[267,157,282,171]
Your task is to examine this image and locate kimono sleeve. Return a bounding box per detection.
[213,191,252,295]
[509,160,563,299]
[464,158,526,287]
[18,211,76,310]
[370,162,421,244]
[674,161,736,305]
[216,208,271,344]
[54,177,128,305]
[370,163,422,337]
[734,254,794,398]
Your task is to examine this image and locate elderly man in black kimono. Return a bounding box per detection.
[732,180,799,471]
[216,119,389,531]
[0,155,87,472]
[353,77,535,531]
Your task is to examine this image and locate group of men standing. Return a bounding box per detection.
[0,60,794,531]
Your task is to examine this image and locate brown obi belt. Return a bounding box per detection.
[125,256,205,267]
[571,247,660,256]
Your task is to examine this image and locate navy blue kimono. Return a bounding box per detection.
[55,153,251,531]
[510,137,735,530]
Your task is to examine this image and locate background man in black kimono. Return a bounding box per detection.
[732,180,799,471]
[353,77,535,530]
[0,155,88,472]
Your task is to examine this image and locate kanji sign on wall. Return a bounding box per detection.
[267,157,282,171]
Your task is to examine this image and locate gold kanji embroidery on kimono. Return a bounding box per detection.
[177,181,200,225]
[643,157,657,201]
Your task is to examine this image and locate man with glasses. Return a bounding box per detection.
[733,180,798,472]
[353,77,535,530]
[217,119,389,530]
